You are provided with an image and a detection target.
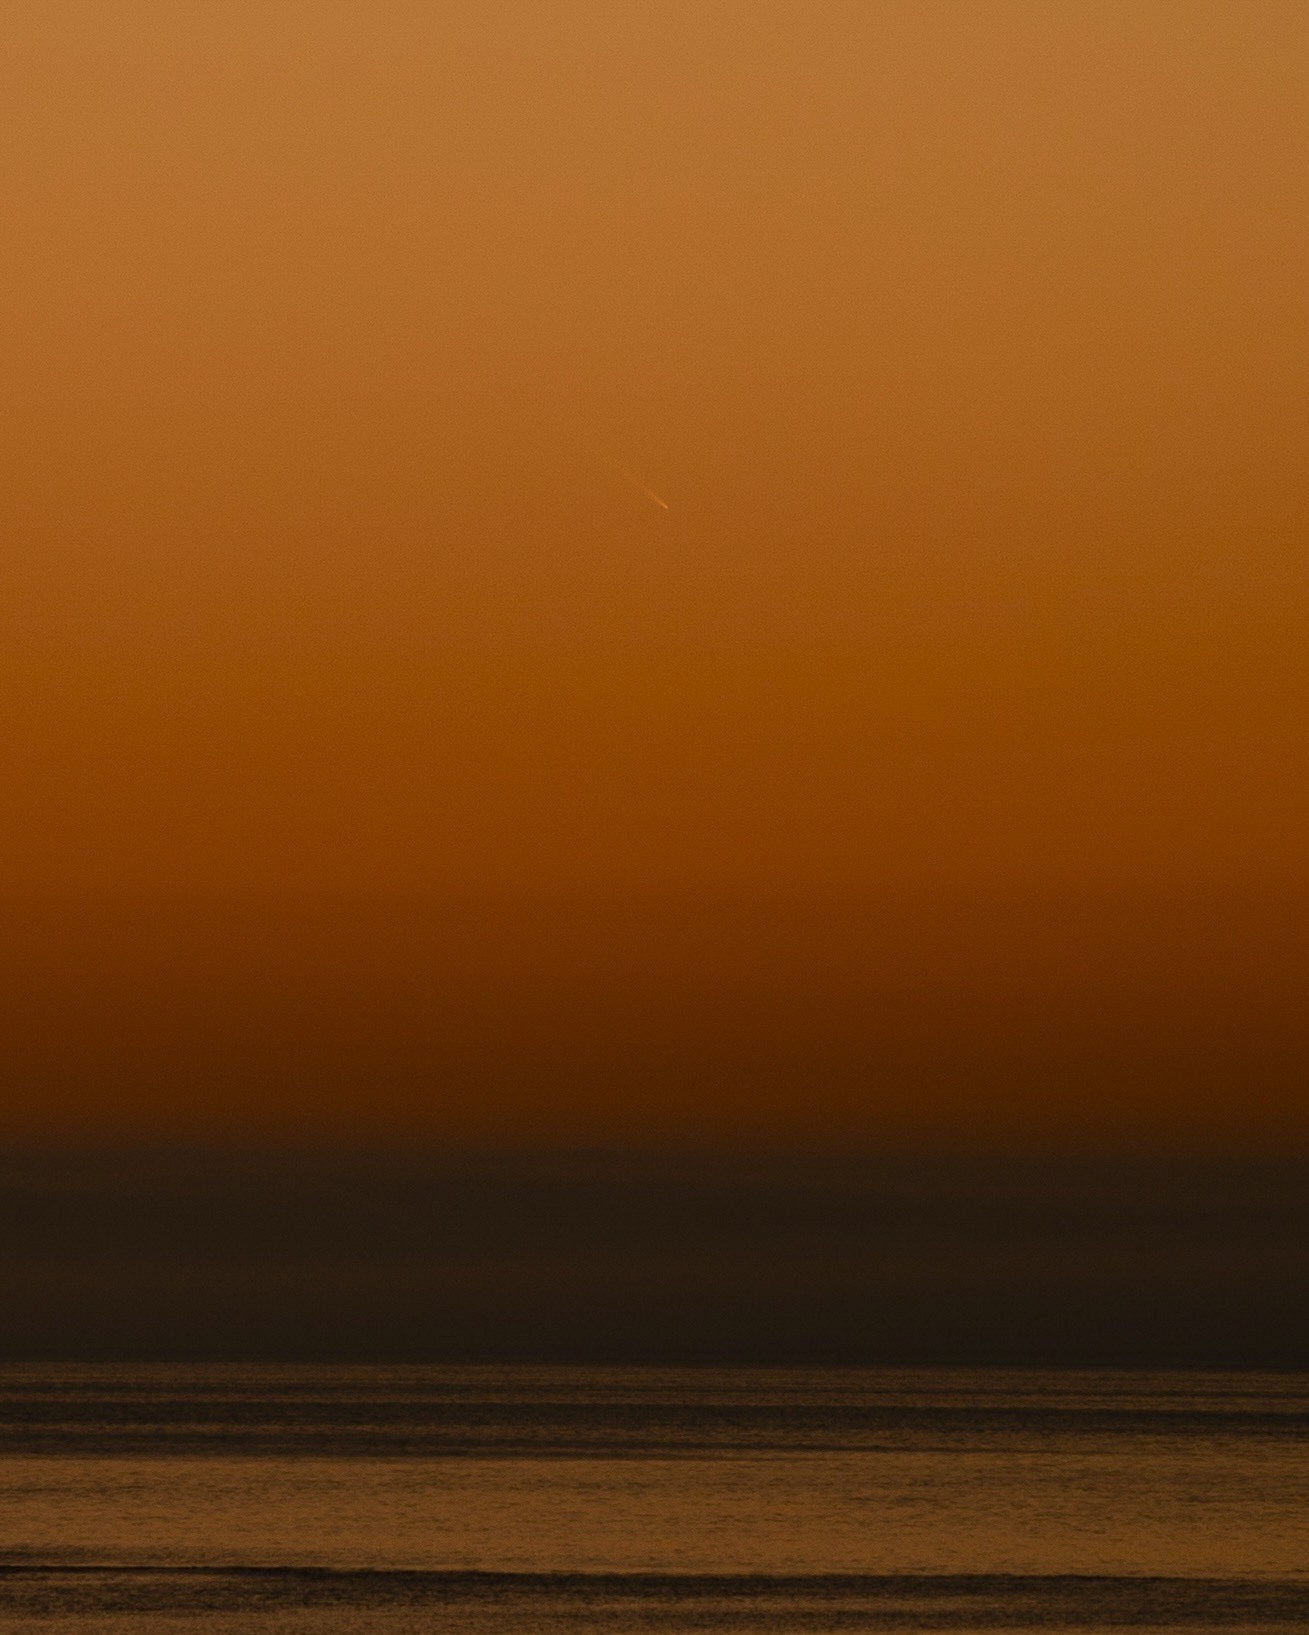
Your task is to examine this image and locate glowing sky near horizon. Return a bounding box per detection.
[2,1,1306,1144]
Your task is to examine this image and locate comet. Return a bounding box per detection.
[609,457,670,512]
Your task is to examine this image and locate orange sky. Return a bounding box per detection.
[2,2,1306,1145]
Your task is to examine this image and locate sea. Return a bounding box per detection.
[1,1365,1306,1634]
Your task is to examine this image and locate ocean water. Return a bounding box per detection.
[0,1365,1306,1632]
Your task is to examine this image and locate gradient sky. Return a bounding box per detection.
[3,2,1306,1144]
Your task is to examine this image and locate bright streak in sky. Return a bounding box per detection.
[610,458,670,511]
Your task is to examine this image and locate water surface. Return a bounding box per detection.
[1,1366,1305,1631]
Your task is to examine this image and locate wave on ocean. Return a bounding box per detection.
[3,1568,1309,1627]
